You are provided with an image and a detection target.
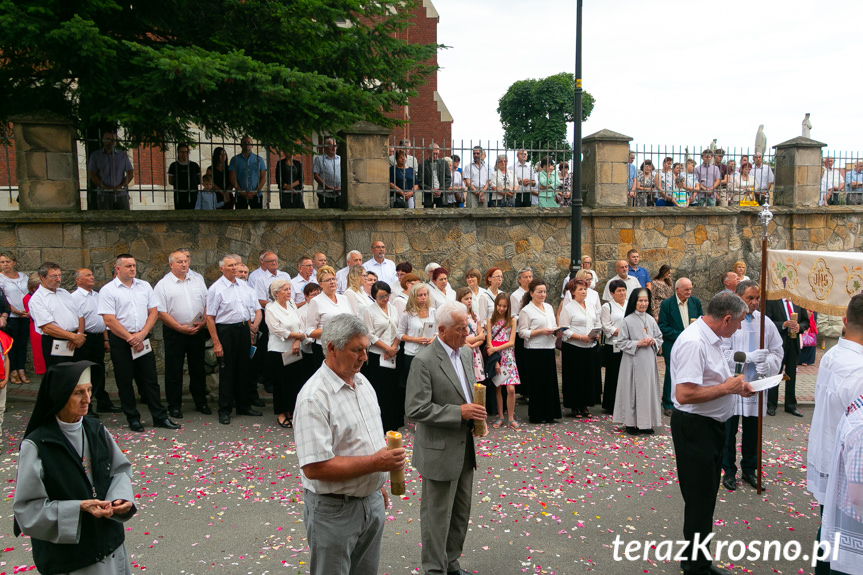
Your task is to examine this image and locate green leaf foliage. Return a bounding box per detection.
[0,0,440,150]
[497,72,595,154]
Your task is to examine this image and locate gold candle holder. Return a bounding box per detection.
[386,431,405,496]
[473,383,487,436]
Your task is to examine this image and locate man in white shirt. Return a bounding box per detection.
[363,240,398,288]
[312,252,328,281]
[821,156,846,205]
[601,260,641,303]
[671,292,754,575]
[808,294,863,575]
[294,314,405,575]
[720,280,783,492]
[247,249,269,294]
[206,254,263,425]
[463,146,490,208]
[71,267,119,415]
[513,149,535,207]
[99,254,179,432]
[29,262,85,369]
[154,250,210,418]
[336,250,363,294]
[291,256,315,307]
[750,153,774,203]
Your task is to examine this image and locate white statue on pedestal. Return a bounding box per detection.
[802,113,812,138]
[755,125,766,156]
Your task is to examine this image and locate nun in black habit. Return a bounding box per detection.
[13,361,137,575]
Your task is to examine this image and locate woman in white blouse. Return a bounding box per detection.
[361,281,402,432]
[516,279,562,424]
[265,280,306,429]
[483,267,505,322]
[304,266,353,369]
[344,264,371,315]
[559,279,602,418]
[730,163,757,205]
[600,278,628,413]
[427,267,453,309]
[489,155,516,207]
[459,267,485,322]
[296,281,321,368]
[396,283,436,389]
[0,252,31,383]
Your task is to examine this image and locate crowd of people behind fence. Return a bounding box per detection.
[85,133,862,211]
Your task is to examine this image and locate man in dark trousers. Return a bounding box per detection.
[765,297,809,416]
[658,277,703,417]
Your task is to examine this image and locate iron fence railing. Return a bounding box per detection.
[0,132,860,210]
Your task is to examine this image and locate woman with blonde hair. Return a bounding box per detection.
[396,282,436,390]
[304,265,353,369]
[344,264,372,315]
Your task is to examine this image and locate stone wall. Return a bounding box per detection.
[3,206,861,305]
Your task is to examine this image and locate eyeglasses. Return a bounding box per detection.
[321,278,337,283]
[376,294,390,300]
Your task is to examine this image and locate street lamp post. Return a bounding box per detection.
[569,0,584,281]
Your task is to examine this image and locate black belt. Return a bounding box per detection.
[308,490,367,501]
[216,321,248,328]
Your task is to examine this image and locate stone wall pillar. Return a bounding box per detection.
[773,136,826,207]
[11,114,80,212]
[338,121,391,210]
[581,129,632,207]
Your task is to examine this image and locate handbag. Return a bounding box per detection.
[801,330,817,348]
[391,194,406,208]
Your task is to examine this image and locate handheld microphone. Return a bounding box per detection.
[733,351,747,375]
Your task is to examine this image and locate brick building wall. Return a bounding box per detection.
[386,0,453,155]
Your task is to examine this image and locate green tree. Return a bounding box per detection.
[0,0,439,150]
[497,72,595,153]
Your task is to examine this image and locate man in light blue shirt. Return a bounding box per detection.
[626,249,652,290]
[628,151,637,194]
[846,160,863,206]
[229,136,268,210]
[313,137,341,208]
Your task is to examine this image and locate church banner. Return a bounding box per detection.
[766,249,863,316]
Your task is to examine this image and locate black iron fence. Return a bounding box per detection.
[0,133,860,210]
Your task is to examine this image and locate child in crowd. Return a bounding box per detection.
[0,330,12,436]
[194,173,225,210]
[486,293,521,430]
[672,162,690,207]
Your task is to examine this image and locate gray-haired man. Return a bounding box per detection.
[294,314,406,575]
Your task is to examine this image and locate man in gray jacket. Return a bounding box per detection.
[406,300,487,575]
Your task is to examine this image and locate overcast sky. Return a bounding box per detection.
[432,0,861,159]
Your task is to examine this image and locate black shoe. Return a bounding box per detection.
[742,473,759,489]
[448,570,471,575]
[640,428,655,435]
[263,383,274,394]
[129,420,145,432]
[196,404,212,415]
[154,418,181,430]
[722,474,737,491]
[219,413,231,425]
[767,407,776,416]
[663,408,673,417]
[98,404,122,414]
[625,426,638,435]
[251,398,265,407]
[785,408,803,417]
[169,409,183,419]
[706,565,734,575]
[236,409,263,417]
